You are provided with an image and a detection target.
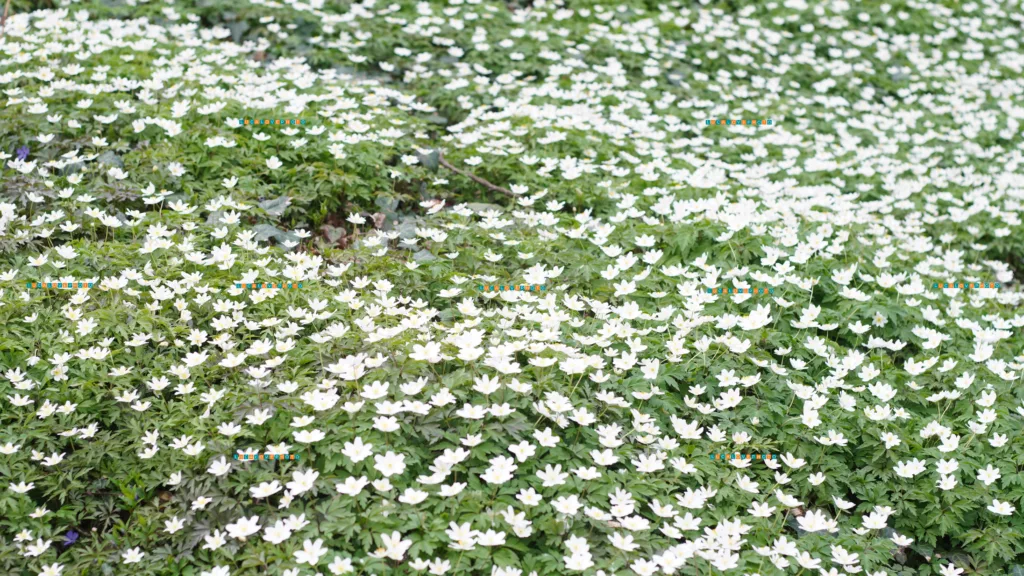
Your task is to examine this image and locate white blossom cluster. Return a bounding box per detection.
[1,1,1024,576]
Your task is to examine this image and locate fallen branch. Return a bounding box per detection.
[437,151,514,198]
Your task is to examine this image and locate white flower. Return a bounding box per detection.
[736,474,760,494]
[609,532,638,552]
[250,480,282,498]
[9,481,35,494]
[262,520,293,544]
[552,494,582,516]
[893,459,927,479]
[378,531,412,561]
[287,469,319,496]
[976,464,1001,486]
[410,342,443,363]
[225,516,262,540]
[38,563,64,576]
[293,429,326,443]
[640,358,660,380]
[335,476,369,497]
[476,530,505,546]
[861,510,889,530]
[559,357,588,375]
[203,530,227,551]
[294,538,328,566]
[23,538,51,557]
[207,457,231,477]
[374,451,407,477]
[891,532,914,546]
[630,558,660,576]
[342,437,374,462]
[564,553,594,571]
[121,547,145,564]
[328,557,354,575]
[796,509,837,533]
[164,516,186,534]
[748,501,777,517]
[987,499,1015,516]
[939,562,966,576]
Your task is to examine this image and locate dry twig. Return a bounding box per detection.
[0,0,10,38]
[437,151,514,198]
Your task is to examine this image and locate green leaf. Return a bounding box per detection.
[493,548,519,567]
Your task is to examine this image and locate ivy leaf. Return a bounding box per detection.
[375,195,399,214]
[322,225,345,244]
[259,195,290,217]
[417,149,440,172]
[413,249,437,263]
[253,224,299,246]
[96,151,124,169]
[227,20,250,43]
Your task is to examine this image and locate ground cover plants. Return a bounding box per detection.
[1,0,1024,575]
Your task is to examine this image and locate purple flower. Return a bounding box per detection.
[62,530,79,547]
[14,146,29,161]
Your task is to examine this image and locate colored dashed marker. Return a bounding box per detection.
[234,453,300,461]
[479,285,547,292]
[706,119,773,126]
[933,282,1000,289]
[239,119,306,126]
[236,283,303,289]
[710,453,774,461]
[707,287,774,294]
[27,282,93,289]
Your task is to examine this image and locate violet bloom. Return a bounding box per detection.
[14,146,29,161]
[62,530,79,547]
